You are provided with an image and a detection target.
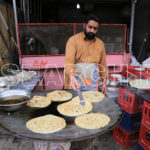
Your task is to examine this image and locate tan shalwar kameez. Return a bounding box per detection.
[64,32,107,89]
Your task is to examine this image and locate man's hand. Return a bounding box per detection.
[102,78,107,94]
[69,73,80,91]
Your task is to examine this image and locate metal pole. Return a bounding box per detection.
[12,0,19,47]
[128,0,137,54]
[23,0,30,23]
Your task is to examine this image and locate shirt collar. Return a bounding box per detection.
[82,32,96,42]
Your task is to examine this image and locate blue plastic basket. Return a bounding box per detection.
[137,144,144,150]
[119,110,142,132]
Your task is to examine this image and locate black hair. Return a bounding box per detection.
[85,14,101,25]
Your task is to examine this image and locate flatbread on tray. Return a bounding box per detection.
[27,96,51,108]
[129,79,150,89]
[82,91,104,103]
[57,96,93,117]
[47,90,73,102]
[75,113,110,129]
[26,114,66,134]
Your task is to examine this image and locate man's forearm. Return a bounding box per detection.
[102,78,107,84]
[69,72,75,80]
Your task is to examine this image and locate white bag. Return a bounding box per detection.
[130,55,141,66]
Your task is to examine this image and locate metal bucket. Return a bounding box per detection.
[0,89,31,111]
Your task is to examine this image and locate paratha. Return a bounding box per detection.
[82,91,104,103]
[47,90,72,102]
[26,114,66,133]
[75,113,110,129]
[129,79,150,89]
[57,96,93,117]
[27,96,51,108]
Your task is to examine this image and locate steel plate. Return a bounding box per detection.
[128,83,150,93]
[0,90,123,142]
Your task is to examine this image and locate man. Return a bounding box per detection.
[64,14,107,94]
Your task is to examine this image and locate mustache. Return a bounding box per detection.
[88,32,95,35]
[83,28,96,40]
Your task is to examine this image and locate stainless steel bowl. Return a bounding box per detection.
[0,89,31,111]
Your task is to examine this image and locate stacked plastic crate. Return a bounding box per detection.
[113,87,144,148]
[138,101,150,150]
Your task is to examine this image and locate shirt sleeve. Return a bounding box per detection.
[98,44,108,80]
[65,37,76,75]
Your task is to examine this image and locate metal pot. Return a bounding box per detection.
[0,89,31,111]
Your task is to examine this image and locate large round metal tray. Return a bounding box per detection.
[0,90,123,142]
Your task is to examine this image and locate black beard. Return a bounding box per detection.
[84,30,96,40]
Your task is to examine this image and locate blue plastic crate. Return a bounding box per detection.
[137,144,144,150]
[119,110,142,132]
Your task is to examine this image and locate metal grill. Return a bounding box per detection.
[18,23,126,55]
[0,90,123,142]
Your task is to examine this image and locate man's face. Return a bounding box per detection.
[84,20,99,40]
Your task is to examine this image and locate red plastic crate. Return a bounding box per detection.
[113,125,139,148]
[142,101,150,130]
[118,87,144,114]
[139,124,150,150]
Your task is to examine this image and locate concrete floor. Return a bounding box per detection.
[0,130,138,150]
